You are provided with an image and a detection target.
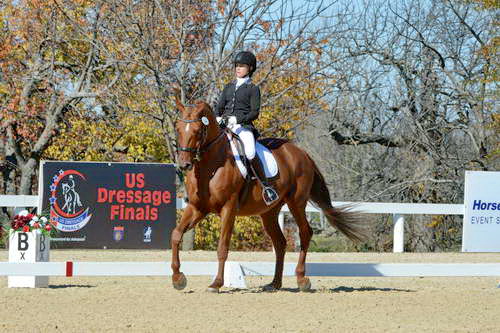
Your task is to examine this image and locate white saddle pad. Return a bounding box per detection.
[226,133,278,179]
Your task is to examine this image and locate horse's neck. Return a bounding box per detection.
[186,127,229,189]
[201,129,229,172]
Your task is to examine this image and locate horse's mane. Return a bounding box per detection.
[192,100,216,120]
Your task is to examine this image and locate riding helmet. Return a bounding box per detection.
[234,51,257,76]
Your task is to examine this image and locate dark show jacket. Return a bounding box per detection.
[215,80,261,136]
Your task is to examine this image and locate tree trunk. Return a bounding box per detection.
[1,141,17,195]
[19,159,37,195]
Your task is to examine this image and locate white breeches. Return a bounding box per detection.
[232,125,256,160]
[216,116,256,160]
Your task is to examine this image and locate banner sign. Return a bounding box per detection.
[39,161,176,249]
[462,171,500,252]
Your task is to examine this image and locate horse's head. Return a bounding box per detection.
[175,99,218,171]
[62,183,70,194]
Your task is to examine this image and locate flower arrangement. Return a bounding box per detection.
[8,210,53,235]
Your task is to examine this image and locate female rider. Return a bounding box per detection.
[215,51,278,205]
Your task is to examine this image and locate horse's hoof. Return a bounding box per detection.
[172,273,187,290]
[298,277,311,292]
[262,283,280,292]
[206,287,220,293]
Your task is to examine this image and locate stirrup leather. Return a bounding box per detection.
[249,156,279,205]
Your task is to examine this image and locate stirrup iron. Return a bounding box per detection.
[262,186,279,206]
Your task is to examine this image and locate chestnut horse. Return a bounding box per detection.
[171,100,366,292]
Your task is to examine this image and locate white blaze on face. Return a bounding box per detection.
[185,123,190,132]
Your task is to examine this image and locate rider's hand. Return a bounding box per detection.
[228,116,237,126]
[218,116,228,129]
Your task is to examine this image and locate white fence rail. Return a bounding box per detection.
[1,261,499,289]
[1,261,497,277]
[0,195,464,253]
[0,195,39,208]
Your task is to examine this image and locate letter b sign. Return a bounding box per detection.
[18,233,29,251]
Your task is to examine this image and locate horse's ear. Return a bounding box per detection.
[175,96,185,113]
[173,86,184,113]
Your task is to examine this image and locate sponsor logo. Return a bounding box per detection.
[472,200,499,211]
[144,226,152,243]
[113,226,124,242]
[49,169,92,232]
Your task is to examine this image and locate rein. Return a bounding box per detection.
[177,117,227,162]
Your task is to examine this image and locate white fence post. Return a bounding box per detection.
[393,214,405,253]
[8,230,50,288]
[278,212,285,233]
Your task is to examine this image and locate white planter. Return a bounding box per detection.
[8,230,50,288]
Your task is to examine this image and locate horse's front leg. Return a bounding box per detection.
[207,199,237,293]
[171,204,205,290]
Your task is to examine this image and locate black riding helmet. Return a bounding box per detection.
[234,51,257,77]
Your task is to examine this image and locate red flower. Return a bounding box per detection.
[22,225,30,232]
[45,224,52,231]
[33,222,40,229]
[12,215,27,230]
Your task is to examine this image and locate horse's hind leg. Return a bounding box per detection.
[287,201,313,291]
[260,205,286,291]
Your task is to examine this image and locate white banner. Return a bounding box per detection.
[462,171,500,252]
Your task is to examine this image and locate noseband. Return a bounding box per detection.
[177,115,226,163]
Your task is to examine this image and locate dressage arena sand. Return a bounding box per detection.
[1,250,500,333]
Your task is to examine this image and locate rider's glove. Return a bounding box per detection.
[216,116,237,129]
[217,116,228,129]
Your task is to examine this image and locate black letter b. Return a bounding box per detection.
[18,233,29,251]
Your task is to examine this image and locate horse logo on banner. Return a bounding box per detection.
[143,226,152,243]
[49,169,92,232]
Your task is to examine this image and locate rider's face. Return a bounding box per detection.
[235,63,250,78]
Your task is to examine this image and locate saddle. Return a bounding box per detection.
[226,131,279,179]
[226,131,284,206]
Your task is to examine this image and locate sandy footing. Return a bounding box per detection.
[1,250,499,332]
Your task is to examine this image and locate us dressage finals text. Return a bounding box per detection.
[96,173,172,221]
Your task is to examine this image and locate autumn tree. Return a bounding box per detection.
[297,0,498,251]
[96,0,337,163]
[90,0,342,249]
[5,0,495,252]
[0,0,123,195]
[466,0,499,162]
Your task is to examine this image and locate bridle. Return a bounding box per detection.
[177,115,226,163]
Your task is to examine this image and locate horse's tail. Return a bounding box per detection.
[308,159,367,243]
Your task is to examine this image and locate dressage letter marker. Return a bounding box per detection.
[8,231,50,288]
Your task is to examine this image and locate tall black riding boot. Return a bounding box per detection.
[251,157,279,205]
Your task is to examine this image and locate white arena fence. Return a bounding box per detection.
[0,195,464,253]
[1,195,499,288]
[1,261,500,289]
